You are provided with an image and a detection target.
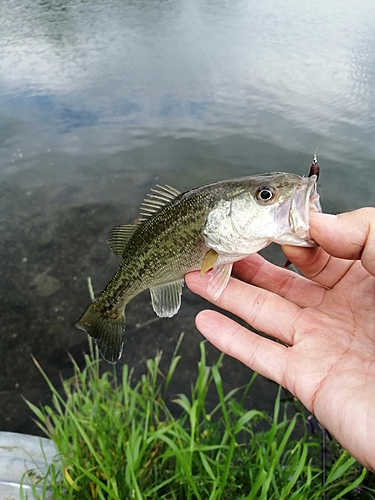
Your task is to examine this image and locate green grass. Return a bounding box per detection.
[21,337,373,499]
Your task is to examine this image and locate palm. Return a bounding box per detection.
[280,258,375,408]
[186,247,375,470]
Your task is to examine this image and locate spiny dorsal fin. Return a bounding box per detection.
[140,184,181,221]
[107,224,138,256]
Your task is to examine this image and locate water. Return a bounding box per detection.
[1,0,375,434]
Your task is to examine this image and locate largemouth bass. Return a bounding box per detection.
[76,169,321,363]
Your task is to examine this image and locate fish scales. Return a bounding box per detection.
[98,189,212,311]
[76,170,322,363]
[96,180,250,309]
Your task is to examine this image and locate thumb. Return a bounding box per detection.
[304,209,375,276]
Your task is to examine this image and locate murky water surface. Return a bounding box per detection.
[1,0,375,433]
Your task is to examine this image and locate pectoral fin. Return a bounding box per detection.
[200,249,219,275]
[150,279,184,318]
[207,263,233,301]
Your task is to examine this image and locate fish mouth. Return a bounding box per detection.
[306,174,322,214]
[288,174,321,244]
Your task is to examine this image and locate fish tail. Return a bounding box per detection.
[75,302,125,364]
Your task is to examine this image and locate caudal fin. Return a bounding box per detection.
[75,302,125,364]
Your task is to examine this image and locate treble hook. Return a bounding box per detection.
[309,147,320,179]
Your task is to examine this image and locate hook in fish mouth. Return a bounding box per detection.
[283,154,321,268]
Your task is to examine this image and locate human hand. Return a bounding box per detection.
[185,208,375,470]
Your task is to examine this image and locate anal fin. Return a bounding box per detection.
[207,263,233,301]
[150,279,184,318]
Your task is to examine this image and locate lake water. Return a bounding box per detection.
[1,0,375,434]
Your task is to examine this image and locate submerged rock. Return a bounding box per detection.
[33,275,61,297]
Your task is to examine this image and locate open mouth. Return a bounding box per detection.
[288,175,321,241]
[306,174,322,214]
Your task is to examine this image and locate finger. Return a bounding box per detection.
[194,309,287,385]
[232,253,325,308]
[186,270,301,346]
[282,208,375,287]
[282,245,355,289]
[310,209,375,276]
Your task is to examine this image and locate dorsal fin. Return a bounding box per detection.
[140,184,181,221]
[107,224,138,256]
[107,185,180,255]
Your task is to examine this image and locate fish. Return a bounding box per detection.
[76,168,321,363]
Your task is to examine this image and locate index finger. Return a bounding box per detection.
[186,270,302,346]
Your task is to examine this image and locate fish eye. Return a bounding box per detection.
[256,186,276,203]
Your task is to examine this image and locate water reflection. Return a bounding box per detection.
[2,0,375,167]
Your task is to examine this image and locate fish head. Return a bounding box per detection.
[203,172,321,256]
